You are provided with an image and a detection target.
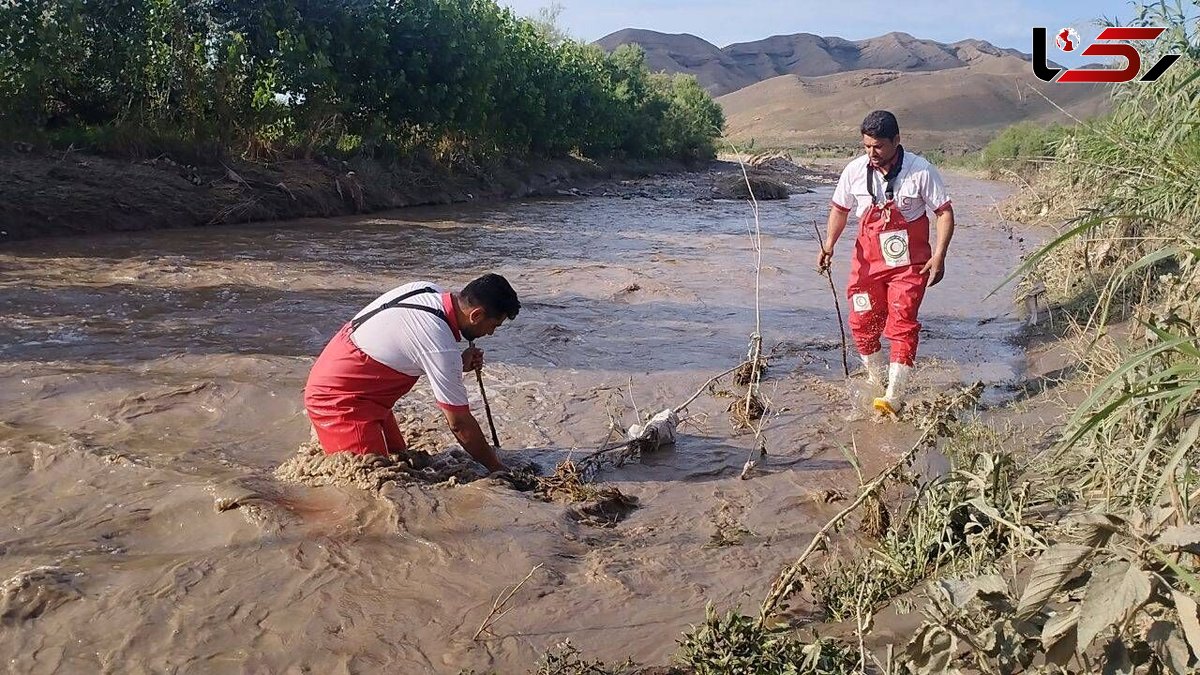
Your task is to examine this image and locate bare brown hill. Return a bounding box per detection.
[594,28,1034,96]
[716,56,1109,152]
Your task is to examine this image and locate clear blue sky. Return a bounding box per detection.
[497,0,1168,66]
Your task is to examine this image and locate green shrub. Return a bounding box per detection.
[0,0,723,161]
[978,122,1068,180]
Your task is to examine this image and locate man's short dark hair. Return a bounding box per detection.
[462,273,520,320]
[861,111,900,140]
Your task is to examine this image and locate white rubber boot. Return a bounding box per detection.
[873,362,913,416]
[861,351,888,388]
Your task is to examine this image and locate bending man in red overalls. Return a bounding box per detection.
[818,111,955,415]
[304,273,520,472]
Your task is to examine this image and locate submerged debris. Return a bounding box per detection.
[567,491,639,527]
[733,356,768,386]
[729,391,767,429]
[535,460,639,527]
[535,460,599,502]
[905,381,986,433]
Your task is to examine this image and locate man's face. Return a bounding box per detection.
[462,307,506,341]
[862,134,900,167]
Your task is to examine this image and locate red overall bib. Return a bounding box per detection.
[304,287,453,455]
[846,186,931,367]
[304,323,418,455]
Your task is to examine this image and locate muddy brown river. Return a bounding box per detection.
[0,169,1030,672]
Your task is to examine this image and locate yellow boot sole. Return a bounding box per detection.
[872,397,898,416]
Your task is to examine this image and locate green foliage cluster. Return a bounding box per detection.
[0,0,724,161]
[978,122,1069,180]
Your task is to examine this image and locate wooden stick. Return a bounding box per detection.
[674,363,744,414]
[473,563,542,640]
[813,224,850,378]
[470,340,501,448]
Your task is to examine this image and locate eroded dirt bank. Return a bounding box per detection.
[0,148,825,243]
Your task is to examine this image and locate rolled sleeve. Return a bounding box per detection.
[831,166,855,213]
[920,165,951,215]
[416,348,471,411]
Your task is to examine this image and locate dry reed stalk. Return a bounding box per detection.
[758,426,937,624]
[473,563,544,640]
[674,363,745,413]
[730,147,772,462]
[859,493,891,539]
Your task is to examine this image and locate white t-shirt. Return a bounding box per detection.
[830,151,952,221]
[350,281,470,411]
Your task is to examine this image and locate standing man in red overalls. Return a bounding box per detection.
[304,273,520,472]
[818,111,955,415]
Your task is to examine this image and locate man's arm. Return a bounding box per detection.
[820,207,850,271]
[442,407,505,473]
[416,346,504,473]
[920,206,955,287]
[821,163,855,271]
[917,163,954,287]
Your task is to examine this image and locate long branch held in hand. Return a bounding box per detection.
[470,339,501,448]
[814,223,850,378]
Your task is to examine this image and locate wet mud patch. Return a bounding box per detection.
[565,493,640,527]
[394,412,455,454]
[712,173,790,200]
[275,440,642,526]
[274,442,495,491]
[111,381,216,422]
[206,477,310,535]
[1,566,82,623]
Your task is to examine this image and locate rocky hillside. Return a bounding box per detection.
[596,28,1107,152]
[594,29,1033,96]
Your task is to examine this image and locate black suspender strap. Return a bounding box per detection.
[350,287,448,332]
[866,145,905,205]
